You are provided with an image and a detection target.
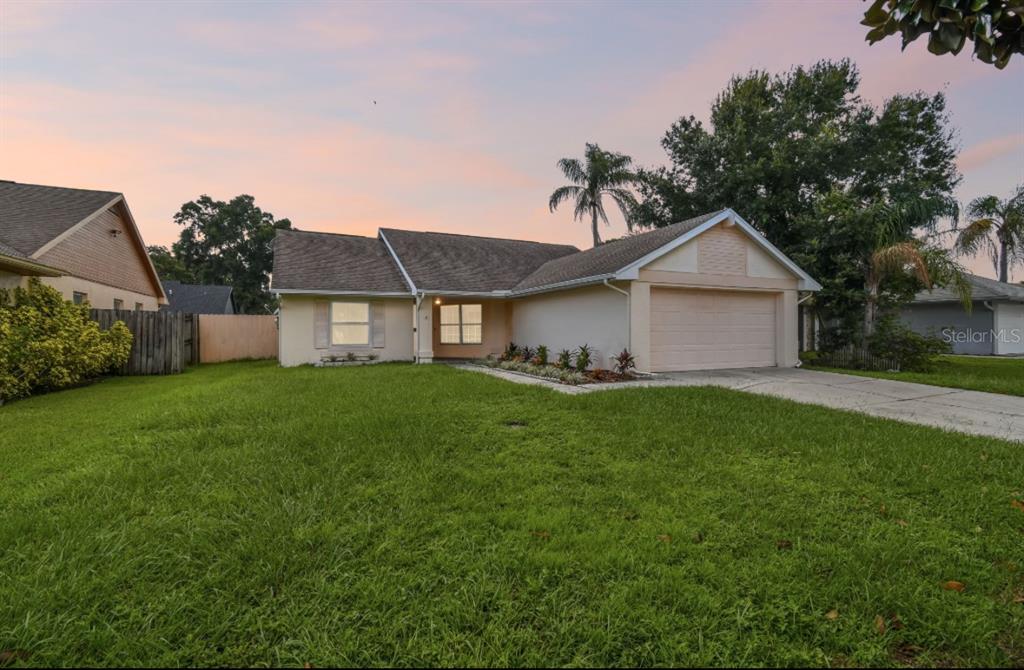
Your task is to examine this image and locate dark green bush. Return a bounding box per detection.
[0,279,132,402]
[867,317,950,372]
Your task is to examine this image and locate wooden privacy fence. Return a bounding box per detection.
[198,314,277,363]
[90,311,276,375]
[91,309,198,375]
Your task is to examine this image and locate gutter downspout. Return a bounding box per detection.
[603,279,631,353]
[414,292,424,363]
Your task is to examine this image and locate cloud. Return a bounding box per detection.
[957,134,1024,173]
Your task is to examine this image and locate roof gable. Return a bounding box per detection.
[0,181,121,256]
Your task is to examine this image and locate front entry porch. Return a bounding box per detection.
[415,296,512,363]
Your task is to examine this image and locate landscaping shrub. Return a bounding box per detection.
[867,316,950,372]
[535,345,549,366]
[575,344,592,372]
[500,342,520,362]
[0,279,133,402]
[611,349,636,376]
[556,349,572,369]
[484,358,586,385]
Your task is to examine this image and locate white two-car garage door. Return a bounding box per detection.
[650,288,777,372]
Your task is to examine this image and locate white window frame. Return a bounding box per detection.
[73,291,88,305]
[330,301,370,346]
[439,304,483,345]
[113,299,124,310]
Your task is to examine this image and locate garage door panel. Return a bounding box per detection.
[650,288,777,371]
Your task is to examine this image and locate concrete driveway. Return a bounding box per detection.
[638,367,1024,442]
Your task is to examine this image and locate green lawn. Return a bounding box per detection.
[809,354,1024,397]
[1,362,1022,667]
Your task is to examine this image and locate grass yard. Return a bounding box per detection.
[809,354,1024,397]
[1,362,1023,667]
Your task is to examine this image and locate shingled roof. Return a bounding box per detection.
[380,228,578,292]
[273,209,818,296]
[161,280,235,314]
[272,229,410,293]
[0,180,121,256]
[513,210,725,291]
[914,273,1024,304]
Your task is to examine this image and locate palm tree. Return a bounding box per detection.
[955,185,1024,283]
[864,197,970,339]
[549,143,638,247]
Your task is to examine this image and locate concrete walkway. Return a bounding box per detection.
[456,364,1024,442]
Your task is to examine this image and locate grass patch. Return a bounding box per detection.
[1,361,1023,667]
[809,354,1024,397]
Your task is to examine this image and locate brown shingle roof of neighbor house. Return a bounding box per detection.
[512,210,726,291]
[913,273,1024,304]
[379,228,579,292]
[272,229,411,293]
[0,180,121,256]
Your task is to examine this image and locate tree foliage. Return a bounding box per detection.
[549,143,638,247]
[634,59,962,344]
[0,279,132,402]
[862,0,1024,70]
[147,245,195,283]
[955,184,1024,282]
[160,195,291,314]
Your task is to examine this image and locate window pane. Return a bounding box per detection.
[440,324,461,344]
[332,302,368,323]
[331,324,369,345]
[461,324,482,344]
[461,304,482,324]
[439,304,460,325]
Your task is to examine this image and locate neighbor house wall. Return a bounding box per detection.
[431,298,512,360]
[35,203,162,303]
[0,270,26,292]
[899,302,994,355]
[278,294,413,366]
[511,284,629,370]
[994,302,1024,355]
[40,275,160,310]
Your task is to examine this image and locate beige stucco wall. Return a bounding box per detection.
[278,294,414,366]
[511,284,630,370]
[0,270,27,292]
[431,298,512,359]
[40,276,160,310]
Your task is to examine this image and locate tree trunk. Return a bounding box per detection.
[591,207,601,247]
[999,236,1009,283]
[864,282,878,341]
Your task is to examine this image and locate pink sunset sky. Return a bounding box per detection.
[1,0,1022,279]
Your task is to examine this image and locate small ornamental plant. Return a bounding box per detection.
[612,349,636,376]
[575,344,592,372]
[536,345,549,366]
[556,349,572,369]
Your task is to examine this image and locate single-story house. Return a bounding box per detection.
[161,280,236,314]
[0,180,166,309]
[901,273,1024,356]
[271,209,821,373]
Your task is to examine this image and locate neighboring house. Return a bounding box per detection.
[0,180,166,309]
[901,274,1024,356]
[272,209,821,373]
[161,280,236,314]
